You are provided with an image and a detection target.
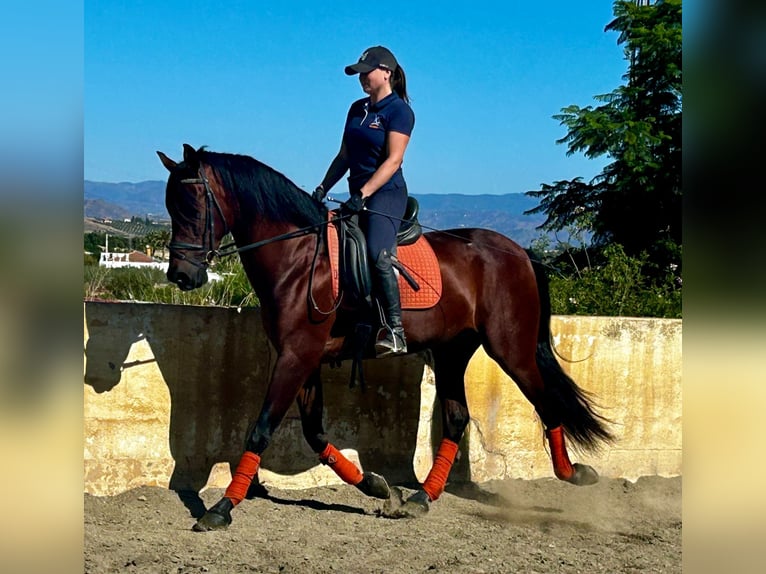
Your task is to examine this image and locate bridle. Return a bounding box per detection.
[167,167,230,269]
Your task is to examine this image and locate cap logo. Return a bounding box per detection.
[360,50,369,62]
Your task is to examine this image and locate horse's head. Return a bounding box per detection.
[157,144,230,291]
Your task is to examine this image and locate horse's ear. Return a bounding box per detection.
[156,151,177,172]
[182,144,199,167]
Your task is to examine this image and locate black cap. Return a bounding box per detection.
[344,46,399,75]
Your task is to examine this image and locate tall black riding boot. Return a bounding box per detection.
[373,249,407,357]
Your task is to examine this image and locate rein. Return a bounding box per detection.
[168,168,352,314]
[216,225,326,258]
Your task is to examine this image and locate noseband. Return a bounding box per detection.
[167,168,230,269]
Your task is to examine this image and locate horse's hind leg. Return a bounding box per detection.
[480,323,599,486]
[295,368,390,499]
[395,333,479,517]
[545,425,598,485]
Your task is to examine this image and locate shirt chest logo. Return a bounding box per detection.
[368,114,382,129]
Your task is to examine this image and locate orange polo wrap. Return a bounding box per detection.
[421,438,459,501]
[319,443,364,485]
[547,426,574,480]
[224,451,261,505]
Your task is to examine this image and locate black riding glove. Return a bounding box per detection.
[343,194,365,213]
[312,185,327,202]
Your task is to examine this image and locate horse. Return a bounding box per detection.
[157,143,614,531]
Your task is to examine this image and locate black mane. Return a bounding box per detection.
[198,149,327,228]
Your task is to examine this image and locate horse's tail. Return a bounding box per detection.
[526,251,615,453]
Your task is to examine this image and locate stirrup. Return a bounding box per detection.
[375,326,407,357]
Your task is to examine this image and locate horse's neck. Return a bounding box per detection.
[234,218,315,298]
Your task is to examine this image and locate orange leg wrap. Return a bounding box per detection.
[421,438,459,501]
[547,426,575,480]
[224,451,261,506]
[319,443,363,486]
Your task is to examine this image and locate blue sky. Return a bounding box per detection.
[85,1,627,195]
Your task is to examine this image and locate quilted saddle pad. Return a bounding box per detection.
[326,221,442,310]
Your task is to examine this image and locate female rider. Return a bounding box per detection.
[313,46,414,357]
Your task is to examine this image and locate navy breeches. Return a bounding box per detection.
[357,184,408,261]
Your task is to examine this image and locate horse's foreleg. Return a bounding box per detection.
[192,351,314,532]
[296,369,390,499]
[191,453,259,532]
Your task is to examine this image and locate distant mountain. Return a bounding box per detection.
[84,181,548,247]
[84,180,167,220]
[411,193,545,246]
[84,198,133,221]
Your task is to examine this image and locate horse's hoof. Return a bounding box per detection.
[566,463,600,486]
[390,489,431,519]
[192,498,233,532]
[356,472,391,499]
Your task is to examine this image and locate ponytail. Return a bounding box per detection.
[392,66,410,104]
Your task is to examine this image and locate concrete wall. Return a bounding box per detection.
[84,302,681,496]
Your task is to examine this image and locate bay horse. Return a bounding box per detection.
[157,144,614,531]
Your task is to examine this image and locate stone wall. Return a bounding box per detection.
[84,302,681,496]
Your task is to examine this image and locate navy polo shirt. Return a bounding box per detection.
[343,92,415,190]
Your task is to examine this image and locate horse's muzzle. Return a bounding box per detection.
[167,263,208,291]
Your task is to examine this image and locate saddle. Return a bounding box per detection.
[327,196,442,310]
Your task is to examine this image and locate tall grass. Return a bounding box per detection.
[84,256,258,307]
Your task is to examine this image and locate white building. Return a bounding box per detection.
[98,250,221,281]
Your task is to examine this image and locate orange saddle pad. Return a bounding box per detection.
[326,221,442,310]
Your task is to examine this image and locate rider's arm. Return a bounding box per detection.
[319,141,350,193]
